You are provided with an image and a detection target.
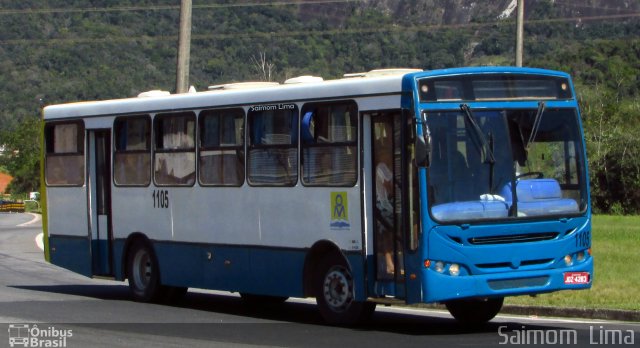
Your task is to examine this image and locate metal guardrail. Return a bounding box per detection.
[0,202,25,213]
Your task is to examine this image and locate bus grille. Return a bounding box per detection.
[487,276,550,290]
[468,232,559,245]
[476,258,554,269]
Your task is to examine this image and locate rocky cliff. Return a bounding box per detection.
[296,0,639,26]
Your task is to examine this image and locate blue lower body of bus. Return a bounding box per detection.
[48,235,368,300]
[416,217,593,304]
[48,216,593,305]
[421,258,592,303]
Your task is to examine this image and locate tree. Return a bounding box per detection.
[0,117,41,195]
[250,52,276,82]
[580,86,640,214]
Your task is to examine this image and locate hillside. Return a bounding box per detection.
[0,0,638,212]
[299,0,640,27]
[0,1,637,116]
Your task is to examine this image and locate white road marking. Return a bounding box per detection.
[35,232,44,251]
[17,213,41,227]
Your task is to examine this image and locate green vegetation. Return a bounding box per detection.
[506,215,640,311]
[0,1,638,213]
[0,117,40,194]
[24,200,42,214]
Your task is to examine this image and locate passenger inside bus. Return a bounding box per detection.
[374,122,395,278]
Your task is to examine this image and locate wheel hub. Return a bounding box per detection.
[133,250,152,290]
[323,266,353,311]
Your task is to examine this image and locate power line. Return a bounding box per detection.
[0,12,638,46]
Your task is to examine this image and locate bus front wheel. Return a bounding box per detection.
[126,240,163,302]
[445,297,504,325]
[314,253,375,325]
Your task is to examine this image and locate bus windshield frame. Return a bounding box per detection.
[424,104,588,223]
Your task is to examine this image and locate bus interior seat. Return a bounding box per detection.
[431,200,509,221]
[500,178,579,216]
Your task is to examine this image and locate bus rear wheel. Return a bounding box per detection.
[314,253,376,325]
[127,240,163,303]
[445,297,504,325]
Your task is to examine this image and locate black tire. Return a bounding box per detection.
[240,293,289,305]
[314,252,376,325]
[445,297,504,325]
[126,240,164,303]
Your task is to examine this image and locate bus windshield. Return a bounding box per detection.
[426,106,587,222]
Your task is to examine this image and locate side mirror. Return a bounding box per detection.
[415,119,431,168]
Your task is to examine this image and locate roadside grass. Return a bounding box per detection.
[505,215,640,311]
[24,200,42,214]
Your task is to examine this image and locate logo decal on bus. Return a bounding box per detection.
[249,103,296,112]
[330,192,350,230]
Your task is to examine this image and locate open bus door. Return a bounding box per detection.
[369,111,423,302]
[87,130,113,276]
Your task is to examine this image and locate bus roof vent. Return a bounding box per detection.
[137,90,171,98]
[344,68,422,78]
[284,75,324,84]
[208,82,280,91]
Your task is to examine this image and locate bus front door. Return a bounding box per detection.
[371,113,406,297]
[88,130,113,276]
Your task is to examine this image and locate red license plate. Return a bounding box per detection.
[564,272,590,284]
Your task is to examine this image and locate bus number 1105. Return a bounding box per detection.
[152,190,169,209]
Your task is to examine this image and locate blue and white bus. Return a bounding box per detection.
[42,67,592,325]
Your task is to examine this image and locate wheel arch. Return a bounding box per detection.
[302,240,348,297]
[121,232,153,280]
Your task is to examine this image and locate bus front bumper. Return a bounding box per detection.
[420,257,593,303]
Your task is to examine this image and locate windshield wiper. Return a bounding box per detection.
[460,104,496,164]
[526,101,546,151]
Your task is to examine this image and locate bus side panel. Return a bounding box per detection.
[249,247,305,297]
[49,235,92,277]
[154,242,205,288]
[153,242,306,297]
[152,242,362,300]
[46,186,91,277]
[112,239,126,280]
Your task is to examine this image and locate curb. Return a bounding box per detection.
[372,299,640,322]
[501,305,640,322]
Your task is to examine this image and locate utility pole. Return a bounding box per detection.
[515,0,524,67]
[176,0,192,93]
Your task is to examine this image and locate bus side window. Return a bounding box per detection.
[247,105,298,186]
[45,121,85,186]
[114,116,151,186]
[153,112,196,186]
[199,108,245,186]
[301,101,357,186]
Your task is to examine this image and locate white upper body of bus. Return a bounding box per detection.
[43,69,421,120]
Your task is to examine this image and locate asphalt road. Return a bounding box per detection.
[0,213,638,347]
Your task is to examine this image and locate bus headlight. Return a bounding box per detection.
[434,261,445,273]
[564,255,573,266]
[576,251,585,262]
[449,263,460,276]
